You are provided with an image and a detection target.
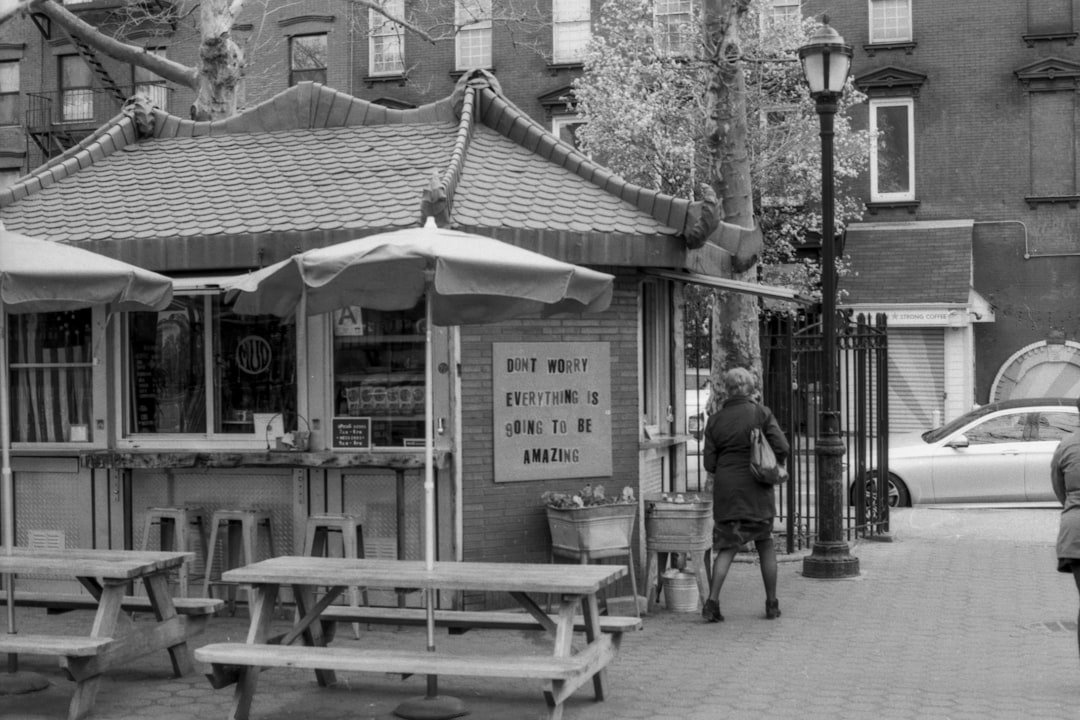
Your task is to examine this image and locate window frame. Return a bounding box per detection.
[369,0,405,77]
[115,281,300,450]
[654,0,695,57]
[868,0,912,44]
[551,115,584,149]
[289,33,328,86]
[869,97,915,203]
[0,59,19,126]
[59,54,94,123]
[10,306,106,449]
[455,0,492,70]
[552,0,590,65]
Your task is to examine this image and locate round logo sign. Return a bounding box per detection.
[236,335,272,375]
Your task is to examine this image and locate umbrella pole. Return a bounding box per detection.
[0,306,48,694]
[394,284,466,720]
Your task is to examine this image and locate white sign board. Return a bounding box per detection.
[492,342,612,482]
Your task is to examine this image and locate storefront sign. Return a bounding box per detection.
[331,417,372,449]
[492,342,612,482]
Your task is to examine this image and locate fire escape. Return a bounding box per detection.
[24,2,175,168]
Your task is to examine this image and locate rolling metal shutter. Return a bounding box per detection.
[887,328,945,433]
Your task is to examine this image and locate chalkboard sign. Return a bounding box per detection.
[332,417,372,449]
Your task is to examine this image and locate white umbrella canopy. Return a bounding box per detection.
[0,226,173,669]
[226,219,614,325]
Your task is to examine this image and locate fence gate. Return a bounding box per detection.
[761,311,890,553]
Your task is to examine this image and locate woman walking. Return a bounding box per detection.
[1052,397,1080,659]
[701,367,789,622]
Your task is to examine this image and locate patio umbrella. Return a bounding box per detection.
[224,217,613,718]
[0,226,173,687]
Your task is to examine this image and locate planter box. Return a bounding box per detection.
[546,503,637,558]
[644,493,713,550]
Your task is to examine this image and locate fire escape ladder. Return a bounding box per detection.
[64,31,127,104]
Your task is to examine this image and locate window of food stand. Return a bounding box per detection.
[122,292,297,443]
[8,308,95,443]
[331,302,425,448]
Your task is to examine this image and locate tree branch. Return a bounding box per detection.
[30,0,200,90]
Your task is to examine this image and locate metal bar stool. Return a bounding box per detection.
[138,506,207,598]
[303,513,367,637]
[203,509,276,615]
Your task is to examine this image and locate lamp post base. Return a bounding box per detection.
[803,541,860,579]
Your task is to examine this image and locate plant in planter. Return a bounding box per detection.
[543,484,638,556]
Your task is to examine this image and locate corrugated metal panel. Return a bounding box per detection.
[888,328,945,433]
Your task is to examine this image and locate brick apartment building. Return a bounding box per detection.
[804,0,1080,431]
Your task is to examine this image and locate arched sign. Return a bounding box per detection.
[991,340,1080,402]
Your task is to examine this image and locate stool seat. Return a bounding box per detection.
[139,506,207,598]
[204,509,276,614]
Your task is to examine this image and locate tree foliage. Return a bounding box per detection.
[574,0,871,304]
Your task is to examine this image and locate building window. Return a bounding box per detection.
[552,115,584,148]
[133,48,168,111]
[767,0,800,21]
[369,0,405,76]
[1029,90,1075,198]
[59,54,93,122]
[125,294,297,440]
[290,33,328,86]
[0,60,18,126]
[869,0,911,43]
[9,309,94,443]
[655,0,694,56]
[870,97,914,202]
[456,0,492,70]
[332,304,425,448]
[553,0,590,64]
[1027,0,1074,37]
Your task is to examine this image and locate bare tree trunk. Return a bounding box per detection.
[702,0,762,397]
[192,0,246,120]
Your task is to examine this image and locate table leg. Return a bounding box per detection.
[292,584,336,687]
[66,580,125,720]
[580,593,607,701]
[143,571,193,676]
[229,583,279,720]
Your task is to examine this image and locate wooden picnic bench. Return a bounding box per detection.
[0,547,209,720]
[194,557,640,720]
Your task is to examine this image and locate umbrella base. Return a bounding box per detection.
[0,670,50,695]
[393,694,469,719]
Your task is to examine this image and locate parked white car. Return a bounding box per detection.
[855,397,1079,507]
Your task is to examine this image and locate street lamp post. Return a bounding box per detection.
[799,18,860,579]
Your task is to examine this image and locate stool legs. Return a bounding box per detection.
[139,508,205,598]
[204,512,275,615]
[303,515,367,637]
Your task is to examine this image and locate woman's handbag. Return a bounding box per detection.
[750,406,786,485]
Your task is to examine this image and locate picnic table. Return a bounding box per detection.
[195,556,641,720]
[0,546,221,720]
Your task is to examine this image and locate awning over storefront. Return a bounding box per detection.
[840,220,994,326]
[643,268,813,304]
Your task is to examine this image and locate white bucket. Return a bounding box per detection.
[662,572,700,613]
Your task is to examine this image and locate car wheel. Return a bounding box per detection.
[855,472,910,509]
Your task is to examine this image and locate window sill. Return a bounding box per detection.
[1023,32,1078,47]
[863,40,917,56]
[363,73,407,87]
[546,61,583,75]
[639,434,693,451]
[1025,194,1080,208]
[865,200,920,214]
[81,448,450,470]
[449,68,495,80]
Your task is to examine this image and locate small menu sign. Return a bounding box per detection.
[331,417,372,449]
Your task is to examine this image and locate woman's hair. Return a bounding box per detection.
[722,367,757,398]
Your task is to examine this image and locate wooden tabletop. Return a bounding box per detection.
[222,557,627,594]
[0,547,192,579]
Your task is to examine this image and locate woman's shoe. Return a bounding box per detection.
[765,599,781,619]
[702,598,724,623]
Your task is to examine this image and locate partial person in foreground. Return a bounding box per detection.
[701,367,790,622]
[1051,395,1080,660]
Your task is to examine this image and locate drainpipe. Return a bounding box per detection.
[974,219,1080,259]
